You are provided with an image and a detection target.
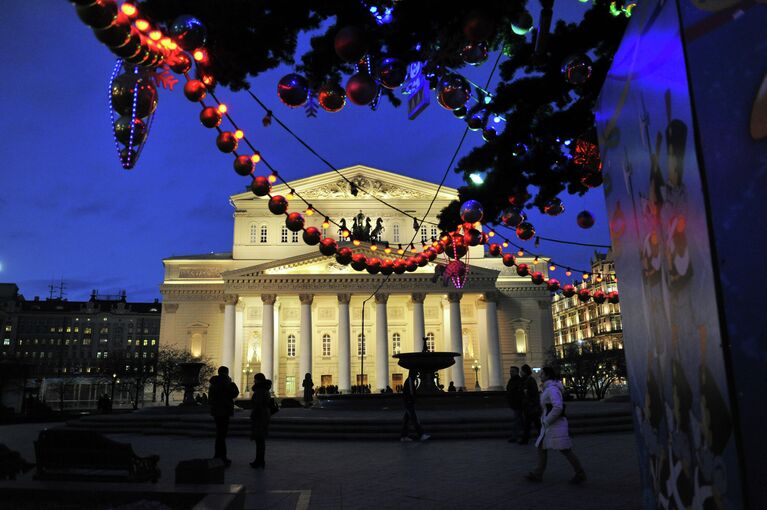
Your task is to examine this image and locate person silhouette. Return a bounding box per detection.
[400,370,430,442]
[208,366,239,467]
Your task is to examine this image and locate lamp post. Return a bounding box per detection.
[110,372,117,402]
[472,361,481,391]
[242,364,254,395]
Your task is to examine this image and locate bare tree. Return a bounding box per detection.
[547,340,627,400]
[154,346,214,406]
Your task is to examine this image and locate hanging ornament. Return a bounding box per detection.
[380,259,394,275]
[463,11,495,42]
[76,0,118,30]
[113,115,147,145]
[251,176,271,196]
[334,26,367,62]
[168,15,206,50]
[460,41,489,66]
[577,210,595,229]
[562,284,576,297]
[489,244,502,256]
[592,290,607,304]
[366,258,382,274]
[216,131,238,153]
[183,80,207,102]
[578,289,592,302]
[459,199,484,223]
[562,54,593,85]
[607,291,620,304]
[543,197,565,216]
[438,74,471,110]
[318,82,346,112]
[511,11,534,35]
[393,259,407,275]
[168,52,192,74]
[467,113,485,131]
[111,72,157,117]
[199,106,222,128]
[277,73,309,108]
[581,171,604,188]
[501,208,526,227]
[531,271,545,285]
[453,106,468,119]
[516,263,529,277]
[351,253,368,271]
[482,127,497,141]
[303,227,322,245]
[444,260,468,288]
[233,155,254,176]
[464,228,482,246]
[319,238,338,256]
[502,253,516,267]
[335,247,353,265]
[516,222,535,240]
[346,73,378,105]
[268,195,288,215]
[378,58,407,89]
[285,212,305,232]
[93,11,131,47]
[547,279,560,292]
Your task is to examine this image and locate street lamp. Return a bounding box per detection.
[472,361,481,391]
[242,364,254,394]
[110,372,117,402]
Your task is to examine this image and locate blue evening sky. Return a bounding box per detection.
[0,1,609,302]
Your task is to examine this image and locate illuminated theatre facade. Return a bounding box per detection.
[159,166,554,396]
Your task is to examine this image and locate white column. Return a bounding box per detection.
[337,293,352,393]
[272,303,280,394]
[261,294,276,381]
[221,294,238,370]
[477,298,490,389]
[448,292,466,389]
[298,293,313,393]
[375,293,389,392]
[233,302,245,390]
[484,291,504,390]
[411,292,426,351]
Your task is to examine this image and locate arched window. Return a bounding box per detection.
[357,333,366,356]
[426,332,435,352]
[249,224,259,244]
[430,226,438,241]
[291,230,299,243]
[322,333,331,357]
[287,334,296,357]
[260,225,268,243]
[392,332,401,355]
[281,226,289,243]
[393,224,400,243]
[420,226,428,243]
[515,329,527,353]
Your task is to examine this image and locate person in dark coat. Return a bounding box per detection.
[249,373,272,469]
[519,364,541,444]
[447,381,457,392]
[506,366,524,443]
[208,366,239,466]
[302,373,314,408]
[400,370,430,442]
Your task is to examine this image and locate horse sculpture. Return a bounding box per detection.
[369,218,385,240]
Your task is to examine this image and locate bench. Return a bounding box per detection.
[34,429,160,483]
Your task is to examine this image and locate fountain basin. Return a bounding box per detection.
[393,351,461,393]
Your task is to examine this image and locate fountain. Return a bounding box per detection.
[393,337,461,393]
[178,361,205,406]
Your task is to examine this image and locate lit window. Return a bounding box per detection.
[426,332,435,352]
[250,223,259,244]
[430,226,438,241]
[83,338,91,345]
[292,230,299,243]
[84,328,92,334]
[287,334,296,357]
[281,226,289,243]
[357,333,366,356]
[322,334,331,357]
[128,339,132,345]
[74,327,79,333]
[143,339,148,346]
[151,339,156,346]
[393,224,400,243]
[260,225,268,243]
[2,339,9,346]
[97,352,102,359]
[515,329,527,353]
[50,327,55,333]
[66,327,71,333]
[3,325,11,332]
[392,332,401,355]
[420,226,428,243]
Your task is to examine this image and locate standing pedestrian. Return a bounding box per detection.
[400,370,430,442]
[526,366,586,484]
[302,373,314,408]
[208,366,239,467]
[518,364,541,444]
[505,366,524,443]
[249,373,271,469]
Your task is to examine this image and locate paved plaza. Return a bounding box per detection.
[2,422,641,510]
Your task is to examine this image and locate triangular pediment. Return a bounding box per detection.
[230,165,458,203]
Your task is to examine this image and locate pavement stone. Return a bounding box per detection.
[1,422,642,509]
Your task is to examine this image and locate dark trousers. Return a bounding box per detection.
[254,437,266,464]
[214,415,230,460]
[401,404,423,438]
[509,407,522,440]
[521,410,539,442]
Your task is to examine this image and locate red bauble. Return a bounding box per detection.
[416,254,429,267]
[464,228,482,246]
[216,132,238,153]
[578,289,592,302]
[277,73,310,108]
[168,52,192,73]
[319,238,338,256]
[516,263,529,277]
[508,191,531,207]
[581,171,604,188]
[516,222,535,241]
[607,291,620,304]
[380,259,394,275]
[502,253,516,267]
[76,0,118,29]
[336,247,353,265]
[351,253,367,271]
[267,195,288,215]
[93,11,130,47]
[366,257,381,274]
[426,250,438,262]
[233,155,254,176]
[463,11,495,41]
[593,290,607,304]
[544,198,565,216]
[531,271,545,285]
[251,176,271,196]
[200,106,222,128]
[577,210,595,229]
[346,73,378,106]
[334,26,367,62]
[318,82,346,112]
[285,212,305,232]
[562,284,576,297]
[393,259,407,274]
[547,279,561,292]
[302,227,321,245]
[433,243,445,255]
[489,244,502,256]
[406,257,418,272]
[183,80,206,102]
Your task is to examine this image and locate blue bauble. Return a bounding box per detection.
[169,15,207,51]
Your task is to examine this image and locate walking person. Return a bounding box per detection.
[302,373,314,408]
[208,366,239,467]
[526,366,586,484]
[249,373,271,469]
[400,370,430,442]
[505,366,524,443]
[518,364,540,444]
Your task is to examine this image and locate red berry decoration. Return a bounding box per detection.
[531,271,545,285]
[502,253,516,267]
[303,227,321,245]
[516,263,529,277]
[380,259,394,275]
[183,80,207,102]
[346,73,378,106]
[393,259,407,275]
[577,210,595,229]
[351,253,367,271]
[547,279,561,292]
[366,257,381,274]
[334,26,367,62]
[233,155,254,176]
[489,244,502,256]
[251,176,271,196]
[267,195,288,215]
[607,291,620,304]
[335,247,353,265]
[592,290,607,304]
[200,106,222,128]
[578,289,591,302]
[216,132,238,153]
[516,222,535,241]
[319,238,338,256]
[562,284,576,297]
[285,212,305,232]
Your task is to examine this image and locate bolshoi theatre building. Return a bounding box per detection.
[159,166,554,396]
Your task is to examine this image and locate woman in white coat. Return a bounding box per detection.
[526,366,587,484]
